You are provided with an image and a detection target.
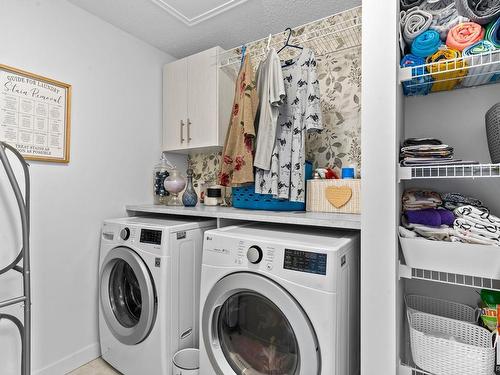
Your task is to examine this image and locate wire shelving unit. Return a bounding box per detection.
[0,141,31,375]
[218,6,362,76]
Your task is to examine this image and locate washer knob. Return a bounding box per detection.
[247,246,263,264]
[120,227,130,241]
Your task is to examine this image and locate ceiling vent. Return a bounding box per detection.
[151,0,250,26]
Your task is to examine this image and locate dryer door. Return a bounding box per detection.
[100,246,157,345]
[202,272,320,375]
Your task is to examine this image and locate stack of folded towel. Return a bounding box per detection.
[400,189,500,246]
[400,137,478,166]
[400,138,453,166]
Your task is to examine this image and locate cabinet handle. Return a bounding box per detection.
[180,120,185,143]
[187,118,192,142]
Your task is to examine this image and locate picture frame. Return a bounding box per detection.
[0,64,71,163]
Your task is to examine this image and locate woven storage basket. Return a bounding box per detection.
[405,294,479,323]
[408,311,496,375]
[306,179,360,214]
[486,103,500,163]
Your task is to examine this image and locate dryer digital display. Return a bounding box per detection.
[283,249,327,275]
[140,229,162,245]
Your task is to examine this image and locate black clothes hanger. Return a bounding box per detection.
[277,28,303,54]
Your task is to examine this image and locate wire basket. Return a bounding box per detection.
[408,311,496,375]
[486,103,500,164]
[405,294,480,323]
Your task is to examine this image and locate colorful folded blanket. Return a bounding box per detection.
[400,7,433,43]
[400,0,426,11]
[426,48,468,91]
[456,0,500,25]
[421,0,469,40]
[400,54,433,95]
[486,17,500,48]
[412,30,442,57]
[446,22,485,51]
[462,40,498,86]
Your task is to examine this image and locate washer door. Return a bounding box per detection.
[202,272,320,375]
[100,246,157,345]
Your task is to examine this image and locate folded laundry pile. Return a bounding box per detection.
[400,138,478,166]
[400,189,500,246]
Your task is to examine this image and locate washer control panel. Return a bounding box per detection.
[247,246,263,264]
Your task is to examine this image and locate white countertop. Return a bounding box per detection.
[126,204,361,230]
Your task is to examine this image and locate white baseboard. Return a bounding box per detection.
[34,342,100,375]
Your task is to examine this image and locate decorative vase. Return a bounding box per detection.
[182,169,198,207]
[164,168,186,206]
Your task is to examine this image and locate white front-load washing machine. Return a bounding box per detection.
[199,223,360,375]
[99,216,216,375]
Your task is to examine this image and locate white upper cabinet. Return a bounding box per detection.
[162,46,233,153]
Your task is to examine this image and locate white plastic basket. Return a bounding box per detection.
[405,294,480,323]
[408,311,496,375]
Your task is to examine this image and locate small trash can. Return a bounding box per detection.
[173,348,199,375]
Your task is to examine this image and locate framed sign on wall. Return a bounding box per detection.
[0,64,71,163]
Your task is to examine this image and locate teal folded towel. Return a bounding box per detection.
[411,30,442,58]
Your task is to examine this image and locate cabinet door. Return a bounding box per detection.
[163,58,188,151]
[186,48,218,149]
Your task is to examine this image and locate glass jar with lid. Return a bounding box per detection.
[153,154,170,205]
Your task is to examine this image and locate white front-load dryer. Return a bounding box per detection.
[199,223,360,375]
[99,216,216,375]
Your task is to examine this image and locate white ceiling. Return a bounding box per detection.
[67,0,361,58]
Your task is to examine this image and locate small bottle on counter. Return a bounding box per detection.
[182,168,198,207]
[204,185,223,206]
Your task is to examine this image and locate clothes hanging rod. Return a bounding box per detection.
[218,6,362,70]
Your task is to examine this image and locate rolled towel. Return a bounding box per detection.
[421,0,469,40]
[400,54,433,95]
[446,22,485,51]
[462,40,499,86]
[426,48,468,91]
[400,7,433,44]
[411,30,442,57]
[400,0,426,10]
[456,0,500,25]
[486,17,500,48]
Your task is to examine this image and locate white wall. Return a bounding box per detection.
[0,0,185,373]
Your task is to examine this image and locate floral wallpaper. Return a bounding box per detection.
[188,6,361,189]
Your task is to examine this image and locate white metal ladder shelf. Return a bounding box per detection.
[0,141,31,375]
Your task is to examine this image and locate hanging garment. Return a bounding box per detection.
[219,54,259,186]
[255,48,322,203]
[253,48,286,170]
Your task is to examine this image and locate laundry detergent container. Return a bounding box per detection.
[232,161,312,211]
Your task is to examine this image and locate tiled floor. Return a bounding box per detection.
[67,358,120,375]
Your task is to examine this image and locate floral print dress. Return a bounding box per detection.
[219,54,259,186]
[255,48,322,202]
